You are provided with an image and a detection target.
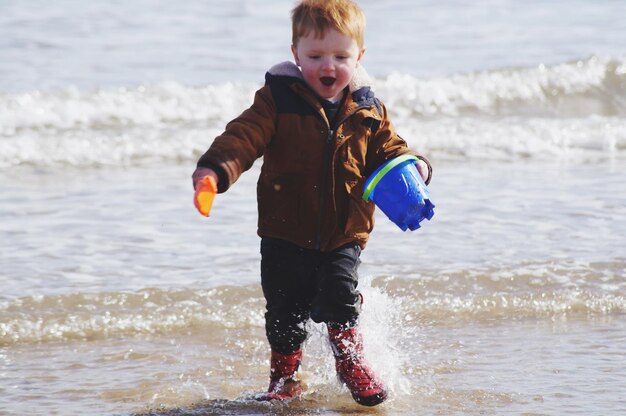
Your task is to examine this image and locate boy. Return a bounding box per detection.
[192,0,431,407]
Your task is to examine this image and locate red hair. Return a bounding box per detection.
[291,0,366,49]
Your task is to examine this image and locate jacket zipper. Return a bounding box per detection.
[314,127,334,250]
[312,100,371,250]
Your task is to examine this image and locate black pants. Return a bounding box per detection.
[260,237,362,354]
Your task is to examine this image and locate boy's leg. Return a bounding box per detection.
[309,243,362,326]
[309,243,387,406]
[259,237,318,400]
[260,237,317,353]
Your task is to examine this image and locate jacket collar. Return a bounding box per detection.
[267,61,373,93]
[267,61,380,115]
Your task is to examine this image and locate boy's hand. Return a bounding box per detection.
[192,167,219,217]
[192,167,218,189]
[416,159,429,183]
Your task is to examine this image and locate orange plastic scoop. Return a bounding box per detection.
[194,176,217,217]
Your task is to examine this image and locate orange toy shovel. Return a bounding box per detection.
[194,176,218,217]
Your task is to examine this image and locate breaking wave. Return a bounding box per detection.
[1,55,625,168]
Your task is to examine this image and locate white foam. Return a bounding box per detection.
[0,81,256,134]
[375,55,626,117]
[398,115,626,161]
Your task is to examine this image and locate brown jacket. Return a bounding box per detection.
[197,62,431,251]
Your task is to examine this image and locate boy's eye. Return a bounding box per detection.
[309,55,321,60]
[336,56,347,60]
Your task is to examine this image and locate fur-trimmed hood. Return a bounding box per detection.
[266,60,381,115]
[267,61,373,94]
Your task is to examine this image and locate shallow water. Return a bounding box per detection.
[1,161,625,415]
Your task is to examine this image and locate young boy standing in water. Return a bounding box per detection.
[192,0,431,407]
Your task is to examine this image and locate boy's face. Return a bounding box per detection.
[291,28,365,102]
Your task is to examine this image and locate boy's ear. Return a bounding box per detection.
[357,47,366,62]
[291,45,300,66]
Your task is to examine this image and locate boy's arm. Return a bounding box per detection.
[195,86,276,192]
[367,101,433,184]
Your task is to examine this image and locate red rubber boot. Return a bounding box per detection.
[257,349,303,401]
[328,327,387,406]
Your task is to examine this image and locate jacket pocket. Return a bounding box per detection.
[343,179,375,239]
[258,171,301,226]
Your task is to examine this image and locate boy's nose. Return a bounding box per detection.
[320,57,334,71]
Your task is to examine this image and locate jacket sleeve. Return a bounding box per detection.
[365,100,433,184]
[196,86,276,192]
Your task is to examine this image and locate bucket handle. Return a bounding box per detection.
[362,154,418,202]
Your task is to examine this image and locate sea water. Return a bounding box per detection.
[1,1,625,415]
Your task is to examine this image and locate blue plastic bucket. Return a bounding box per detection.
[362,155,435,231]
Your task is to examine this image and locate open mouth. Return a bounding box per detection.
[320,77,336,86]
